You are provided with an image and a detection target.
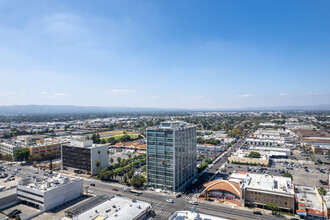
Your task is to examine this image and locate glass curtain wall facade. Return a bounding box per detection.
[146,121,196,192]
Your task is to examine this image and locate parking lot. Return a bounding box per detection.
[274,160,329,187]
[223,163,284,177]
[2,203,40,219]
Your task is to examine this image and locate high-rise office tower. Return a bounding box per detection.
[146,121,196,191]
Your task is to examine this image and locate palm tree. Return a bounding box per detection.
[97,150,101,165]
[110,158,114,165]
[128,154,131,159]
[117,157,121,163]
[95,160,100,171]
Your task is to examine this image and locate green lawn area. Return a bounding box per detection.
[100,134,139,141]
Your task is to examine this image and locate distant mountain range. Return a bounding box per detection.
[0,104,329,115]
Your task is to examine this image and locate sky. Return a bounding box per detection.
[0,0,329,109]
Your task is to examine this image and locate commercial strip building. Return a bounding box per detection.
[169,211,229,220]
[199,172,295,213]
[247,146,291,157]
[0,141,22,157]
[228,150,270,166]
[246,138,285,148]
[311,144,330,154]
[61,140,109,175]
[65,195,151,220]
[295,185,327,219]
[146,121,197,191]
[17,174,83,211]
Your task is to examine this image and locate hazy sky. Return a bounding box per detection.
[0,0,329,109]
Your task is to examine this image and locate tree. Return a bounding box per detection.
[3,154,13,161]
[96,133,101,143]
[95,160,100,171]
[119,135,131,142]
[130,175,146,187]
[100,139,106,144]
[142,165,146,173]
[318,186,327,196]
[128,154,132,159]
[246,151,261,158]
[127,168,135,180]
[123,174,128,183]
[282,172,293,180]
[110,158,114,165]
[117,157,122,163]
[107,137,116,145]
[13,148,30,162]
[265,203,280,212]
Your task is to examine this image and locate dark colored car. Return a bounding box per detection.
[253,211,262,215]
[90,183,95,186]
[176,194,182,198]
[112,188,118,191]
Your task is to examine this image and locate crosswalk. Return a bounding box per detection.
[177,195,191,200]
[181,195,191,200]
[155,210,172,219]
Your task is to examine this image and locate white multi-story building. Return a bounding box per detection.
[65,195,151,220]
[0,141,22,157]
[147,121,197,191]
[17,174,83,211]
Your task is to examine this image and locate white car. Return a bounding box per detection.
[166,199,174,203]
[88,190,94,194]
[189,201,197,205]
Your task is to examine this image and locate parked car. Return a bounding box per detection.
[90,183,95,186]
[176,193,182,198]
[112,188,118,191]
[166,199,174,203]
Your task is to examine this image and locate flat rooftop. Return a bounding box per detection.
[294,129,330,138]
[73,196,151,220]
[18,173,81,192]
[147,121,195,130]
[295,185,325,216]
[170,211,228,220]
[230,173,294,195]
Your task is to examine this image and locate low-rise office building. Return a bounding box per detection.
[28,140,69,160]
[16,135,44,144]
[246,138,285,147]
[311,145,330,154]
[0,141,22,157]
[247,146,291,156]
[17,174,83,211]
[61,140,109,175]
[65,195,151,220]
[228,150,270,166]
[295,185,327,219]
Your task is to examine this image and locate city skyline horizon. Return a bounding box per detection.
[1,1,329,109]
